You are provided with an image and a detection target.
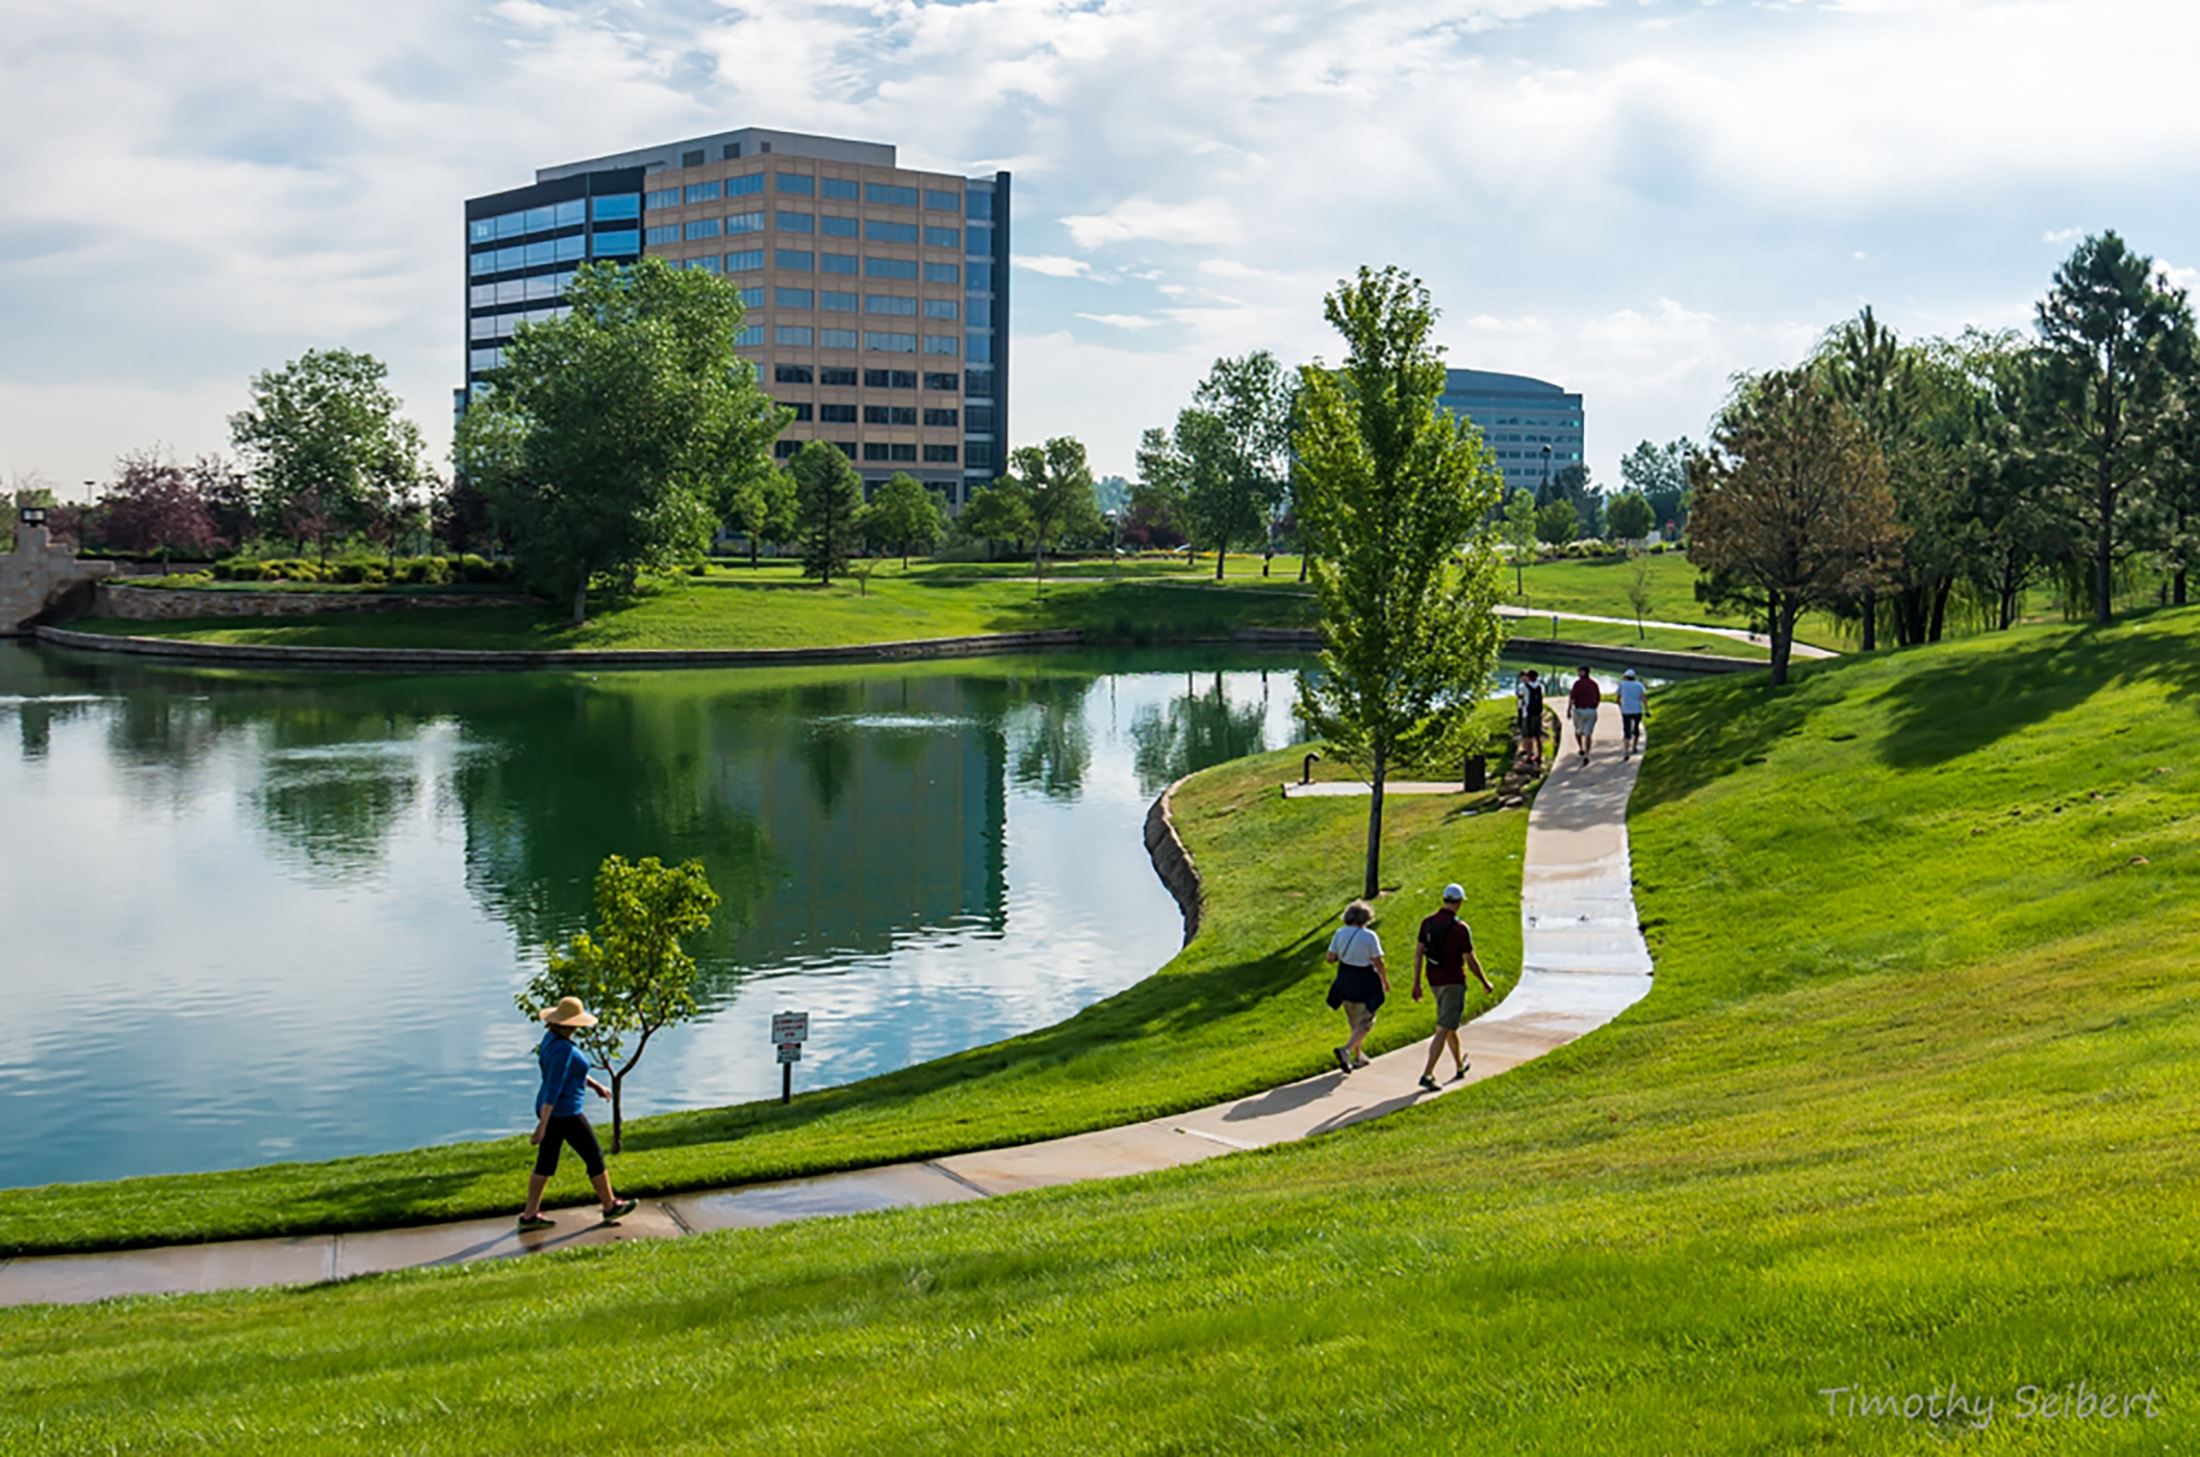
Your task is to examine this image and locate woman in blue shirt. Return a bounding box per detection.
[519,996,639,1233]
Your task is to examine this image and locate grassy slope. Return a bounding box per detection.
[0,709,1526,1257]
[9,611,2199,1453]
[71,564,1765,660]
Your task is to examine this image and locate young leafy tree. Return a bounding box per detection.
[1004,437,1101,594]
[229,348,431,567]
[1535,497,1579,546]
[1606,489,1655,544]
[1951,330,2055,629]
[101,449,219,569]
[1620,438,1692,534]
[2155,342,2200,606]
[1624,551,1655,639]
[516,854,718,1154]
[958,479,1032,560]
[721,463,798,569]
[1500,487,1538,596]
[1153,351,1295,579]
[864,471,946,568]
[191,454,254,551]
[1294,265,1507,900]
[455,260,788,623]
[2033,231,2194,624]
[790,439,864,584]
[1690,369,1904,685]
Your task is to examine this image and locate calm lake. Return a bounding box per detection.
[0,644,1306,1188]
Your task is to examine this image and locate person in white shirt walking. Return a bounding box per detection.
[1323,901,1387,1075]
[1618,669,1648,758]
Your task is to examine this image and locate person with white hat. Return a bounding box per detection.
[518,996,638,1233]
[1411,882,1494,1091]
[1618,669,1647,757]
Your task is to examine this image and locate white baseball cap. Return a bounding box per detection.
[1442,883,1465,903]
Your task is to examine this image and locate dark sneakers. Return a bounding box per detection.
[600,1198,639,1224]
[1332,1046,1353,1076]
[1417,1075,1440,1093]
[517,1215,555,1232]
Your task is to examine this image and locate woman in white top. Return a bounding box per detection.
[1324,900,1389,1075]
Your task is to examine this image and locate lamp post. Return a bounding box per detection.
[18,505,47,530]
[1539,443,1552,501]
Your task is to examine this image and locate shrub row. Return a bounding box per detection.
[209,555,515,586]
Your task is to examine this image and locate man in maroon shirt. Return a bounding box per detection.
[1412,883,1494,1091]
[1568,666,1602,764]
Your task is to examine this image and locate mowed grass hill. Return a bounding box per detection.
[6,610,2199,1453]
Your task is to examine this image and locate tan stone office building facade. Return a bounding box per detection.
[465,128,1008,506]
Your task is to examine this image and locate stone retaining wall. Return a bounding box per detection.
[89,584,538,620]
[2,526,116,635]
[1142,778,1203,945]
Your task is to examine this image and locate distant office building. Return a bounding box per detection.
[1439,369,1583,498]
[464,128,1008,506]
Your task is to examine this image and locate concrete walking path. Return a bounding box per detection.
[1496,603,1839,659]
[0,706,1654,1309]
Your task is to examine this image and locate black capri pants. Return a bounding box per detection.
[534,1114,607,1178]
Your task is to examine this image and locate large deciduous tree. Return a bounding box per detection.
[958,479,1033,561]
[1003,437,1101,594]
[721,462,799,569]
[230,348,432,567]
[862,471,946,568]
[1293,265,1507,900]
[1619,437,1693,534]
[101,449,220,569]
[790,440,865,585]
[1606,490,1655,545]
[1690,368,1904,685]
[454,260,788,623]
[1139,352,1294,579]
[2033,231,2193,624]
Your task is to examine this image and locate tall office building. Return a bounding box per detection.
[464,128,1008,506]
[1438,369,1583,498]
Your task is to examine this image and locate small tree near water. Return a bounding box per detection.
[516,854,719,1153]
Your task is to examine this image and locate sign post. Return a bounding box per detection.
[771,1011,809,1104]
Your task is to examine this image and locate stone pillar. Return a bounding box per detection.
[1,525,117,636]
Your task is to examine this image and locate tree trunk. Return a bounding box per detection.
[2177,567,2189,608]
[1263,552,1272,578]
[902,541,910,570]
[1214,544,1226,581]
[570,576,588,626]
[2096,464,2116,626]
[1299,551,1311,583]
[609,1072,624,1154]
[1768,591,1794,687]
[1860,588,1876,651]
[1361,743,1388,901]
[1928,579,1951,643]
[1513,559,1523,597]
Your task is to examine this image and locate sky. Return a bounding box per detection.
[5,0,2198,501]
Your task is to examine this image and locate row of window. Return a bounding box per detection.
[648,169,969,210]
[774,365,966,391]
[467,194,639,245]
[470,271,578,308]
[469,305,571,340]
[639,211,975,248]
[754,290,960,319]
[672,251,961,283]
[769,440,966,465]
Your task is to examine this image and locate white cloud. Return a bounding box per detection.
[2158,261,2199,293]
[2043,226,2086,244]
[1075,313,1167,331]
[1061,197,1242,248]
[1014,254,1102,279]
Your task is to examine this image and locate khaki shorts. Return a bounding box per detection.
[1433,984,1467,1030]
[1573,707,1599,738]
[1341,1000,1376,1034]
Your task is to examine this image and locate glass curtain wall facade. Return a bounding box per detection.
[1437,369,1584,498]
[463,129,1009,508]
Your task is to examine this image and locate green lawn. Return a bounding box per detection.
[0,703,1527,1258]
[9,610,2199,1452]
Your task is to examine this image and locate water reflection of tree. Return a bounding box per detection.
[1130,669,1272,795]
[969,674,1092,800]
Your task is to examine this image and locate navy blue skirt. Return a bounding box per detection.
[1327,964,1385,1012]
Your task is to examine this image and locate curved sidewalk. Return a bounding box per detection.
[0,706,1654,1309]
[1496,603,1839,660]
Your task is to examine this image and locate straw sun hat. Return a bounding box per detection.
[540,996,598,1028]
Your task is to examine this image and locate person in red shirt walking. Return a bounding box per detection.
[1568,667,1602,764]
[1412,882,1495,1091]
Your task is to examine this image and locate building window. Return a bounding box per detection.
[866,182,920,207]
[923,299,959,320]
[863,443,892,462]
[777,172,813,194]
[821,367,858,386]
[924,335,959,356]
[524,207,556,233]
[737,286,764,306]
[923,371,958,391]
[777,210,813,234]
[865,332,917,353]
[682,148,705,167]
[723,143,744,161]
[966,440,995,469]
[685,256,722,273]
[735,325,763,346]
[773,439,799,459]
[726,211,765,234]
[924,444,959,463]
[591,193,641,221]
[645,224,680,245]
[924,188,960,211]
[866,368,918,389]
[820,215,858,238]
[866,219,918,244]
[727,173,766,196]
[966,297,992,327]
[470,347,503,372]
[777,325,813,346]
[866,257,919,281]
[965,368,996,397]
[524,239,556,266]
[820,327,858,349]
[725,249,765,271]
[685,181,721,204]
[787,403,814,422]
[820,404,857,423]
[834,441,858,458]
[820,289,858,311]
[924,226,960,249]
[924,262,960,285]
[776,287,814,309]
[470,283,497,307]
[645,187,680,210]
[775,364,814,384]
[684,218,721,240]
[966,404,997,432]
[866,294,917,316]
[777,249,813,271]
[965,331,992,363]
[556,235,585,261]
[470,218,496,244]
[966,222,994,254]
[891,443,917,462]
[821,178,858,201]
[821,251,858,275]
[592,230,640,257]
[967,190,995,220]
[924,407,960,427]
[864,406,918,425]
